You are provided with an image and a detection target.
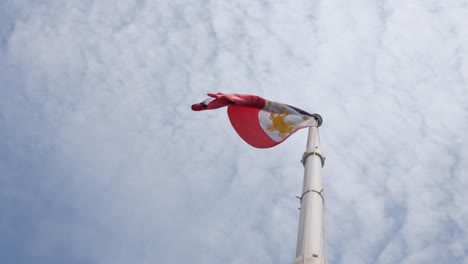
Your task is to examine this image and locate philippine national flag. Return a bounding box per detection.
[192,93,318,148]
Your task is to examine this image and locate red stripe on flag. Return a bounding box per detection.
[227,106,279,148]
[192,93,266,111]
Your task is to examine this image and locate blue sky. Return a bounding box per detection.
[1,1,468,263]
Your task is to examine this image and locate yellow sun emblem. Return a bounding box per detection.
[267,107,296,139]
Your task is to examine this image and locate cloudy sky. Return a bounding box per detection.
[1,0,468,263]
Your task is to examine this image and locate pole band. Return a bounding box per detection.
[301,151,325,167]
[299,189,324,203]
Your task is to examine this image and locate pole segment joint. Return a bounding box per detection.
[298,189,324,203]
[301,151,325,167]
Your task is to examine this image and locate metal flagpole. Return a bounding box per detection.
[293,114,326,264]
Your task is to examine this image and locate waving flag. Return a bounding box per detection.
[192,93,318,148]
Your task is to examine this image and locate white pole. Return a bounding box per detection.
[293,114,325,264]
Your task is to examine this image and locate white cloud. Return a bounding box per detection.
[1,0,468,263]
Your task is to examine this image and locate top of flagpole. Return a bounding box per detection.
[312,114,323,127]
